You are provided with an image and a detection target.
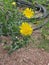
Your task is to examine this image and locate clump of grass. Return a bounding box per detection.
[0,0,34,54]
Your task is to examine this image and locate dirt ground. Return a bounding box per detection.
[0,46,49,65]
[0,30,49,65]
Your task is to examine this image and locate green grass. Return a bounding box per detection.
[0,0,49,53]
[28,0,49,52]
[38,39,49,52]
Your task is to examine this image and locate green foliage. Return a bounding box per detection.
[0,0,49,54]
[0,0,31,54]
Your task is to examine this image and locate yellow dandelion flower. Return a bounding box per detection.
[12,2,16,6]
[19,22,33,36]
[23,8,34,18]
